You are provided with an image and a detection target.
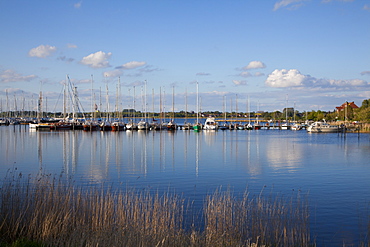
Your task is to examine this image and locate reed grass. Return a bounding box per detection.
[0,171,312,246]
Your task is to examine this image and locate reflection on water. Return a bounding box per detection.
[1,126,370,246]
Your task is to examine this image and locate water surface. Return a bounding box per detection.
[1,125,370,246]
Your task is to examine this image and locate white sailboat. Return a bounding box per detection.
[193,82,202,130]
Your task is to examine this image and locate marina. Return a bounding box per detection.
[0,116,362,132]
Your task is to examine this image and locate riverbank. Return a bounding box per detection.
[0,172,311,247]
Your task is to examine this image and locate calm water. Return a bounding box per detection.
[1,124,370,246]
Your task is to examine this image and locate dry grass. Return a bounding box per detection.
[204,188,310,246]
[0,171,312,246]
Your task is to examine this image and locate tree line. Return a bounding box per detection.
[2,99,369,123]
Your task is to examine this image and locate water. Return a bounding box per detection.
[1,124,370,246]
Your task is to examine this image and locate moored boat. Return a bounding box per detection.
[166,119,177,130]
[244,123,253,130]
[204,117,218,130]
[306,120,343,133]
[100,121,112,131]
[111,122,125,131]
[137,119,150,130]
[0,118,10,126]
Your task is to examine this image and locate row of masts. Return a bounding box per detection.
[1,77,295,127]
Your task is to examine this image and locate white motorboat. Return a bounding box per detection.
[291,123,302,131]
[204,117,218,130]
[306,120,343,133]
[281,122,291,130]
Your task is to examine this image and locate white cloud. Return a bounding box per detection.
[57,56,74,63]
[266,69,307,87]
[322,0,354,3]
[67,43,77,49]
[364,5,370,11]
[104,70,123,78]
[74,1,82,9]
[116,61,146,70]
[243,61,266,70]
[239,71,252,77]
[80,51,112,68]
[0,69,37,83]
[273,0,307,11]
[361,71,370,75]
[28,45,57,58]
[196,72,210,76]
[126,80,145,87]
[326,79,367,87]
[232,80,247,86]
[265,69,369,88]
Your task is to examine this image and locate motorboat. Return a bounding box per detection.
[281,122,291,130]
[306,120,343,133]
[204,117,218,130]
[291,123,302,131]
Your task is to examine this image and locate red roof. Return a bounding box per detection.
[335,101,359,112]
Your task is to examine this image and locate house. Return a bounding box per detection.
[335,101,359,112]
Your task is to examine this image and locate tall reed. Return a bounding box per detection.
[0,171,312,246]
[204,188,310,246]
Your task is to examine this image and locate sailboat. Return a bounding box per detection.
[166,86,177,130]
[244,96,253,130]
[281,94,291,130]
[253,101,261,130]
[111,77,125,131]
[193,82,202,131]
[126,86,138,130]
[137,81,150,131]
[182,89,192,130]
[219,95,229,130]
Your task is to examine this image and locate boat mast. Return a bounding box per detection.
[91,74,94,120]
[133,86,136,121]
[159,87,162,124]
[196,81,199,124]
[63,76,67,120]
[223,95,226,122]
[105,79,109,122]
[152,88,155,120]
[285,94,288,123]
[145,80,147,120]
[248,96,251,125]
[185,88,188,123]
[172,85,175,121]
[236,94,238,123]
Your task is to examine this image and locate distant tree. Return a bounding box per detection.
[354,98,370,122]
[361,99,370,109]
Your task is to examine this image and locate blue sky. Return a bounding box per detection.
[0,0,369,114]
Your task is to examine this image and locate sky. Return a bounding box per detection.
[0,0,369,114]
